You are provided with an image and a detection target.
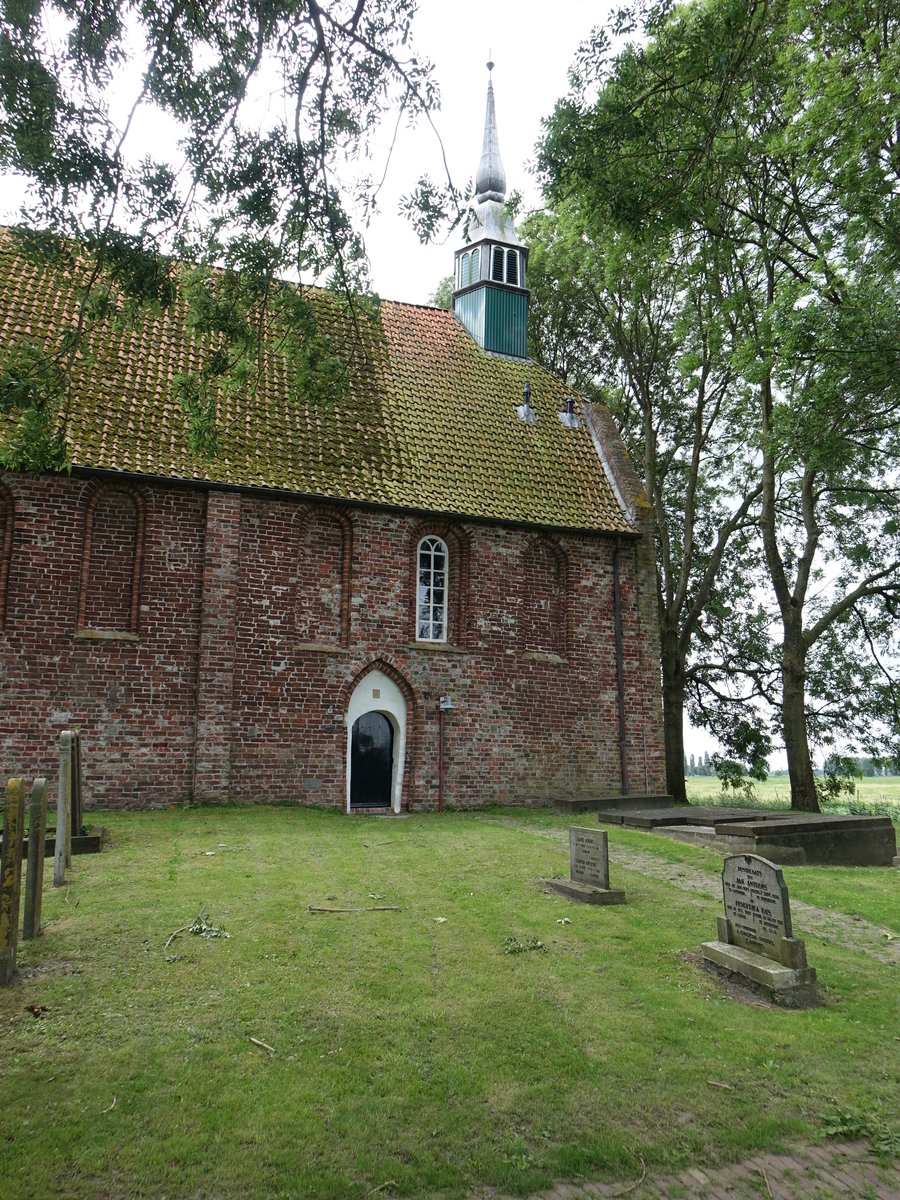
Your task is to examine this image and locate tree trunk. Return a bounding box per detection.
[781,632,820,812]
[661,631,688,804]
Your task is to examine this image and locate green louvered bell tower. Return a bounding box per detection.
[452,63,529,359]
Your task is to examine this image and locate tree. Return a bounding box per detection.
[429,274,453,309]
[0,0,455,468]
[523,201,766,804]
[540,0,900,810]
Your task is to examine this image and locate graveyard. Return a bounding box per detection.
[1,802,898,1199]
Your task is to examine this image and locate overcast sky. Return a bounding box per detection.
[355,0,612,303]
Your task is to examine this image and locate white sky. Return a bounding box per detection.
[355,0,610,304]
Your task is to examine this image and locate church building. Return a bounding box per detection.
[0,74,665,812]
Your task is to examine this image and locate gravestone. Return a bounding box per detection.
[23,778,48,940]
[543,827,625,905]
[54,731,71,888]
[702,853,817,1007]
[1,778,27,985]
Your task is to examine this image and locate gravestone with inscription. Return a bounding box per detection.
[543,827,625,905]
[702,854,817,1007]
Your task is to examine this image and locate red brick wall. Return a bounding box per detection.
[0,470,666,809]
[0,481,11,630]
[0,473,204,807]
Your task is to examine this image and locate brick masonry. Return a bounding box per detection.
[0,469,666,810]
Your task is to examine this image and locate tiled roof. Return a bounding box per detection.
[0,229,633,532]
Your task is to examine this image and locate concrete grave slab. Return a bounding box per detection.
[593,802,897,866]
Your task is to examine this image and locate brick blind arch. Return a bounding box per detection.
[522,538,566,657]
[77,486,145,634]
[0,483,12,630]
[295,507,351,647]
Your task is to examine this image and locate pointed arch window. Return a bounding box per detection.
[491,245,505,281]
[470,247,480,284]
[506,249,519,286]
[417,536,448,642]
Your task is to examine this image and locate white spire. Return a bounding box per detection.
[464,61,522,249]
[475,62,506,203]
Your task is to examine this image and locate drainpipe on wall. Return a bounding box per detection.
[438,696,453,812]
[613,536,630,795]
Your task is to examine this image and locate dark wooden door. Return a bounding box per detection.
[350,712,393,809]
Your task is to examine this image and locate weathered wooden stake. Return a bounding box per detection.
[65,731,73,868]
[71,730,83,841]
[1,778,27,985]
[54,732,71,888]
[23,778,48,940]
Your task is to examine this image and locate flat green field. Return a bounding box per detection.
[1,806,897,1199]
[686,773,900,818]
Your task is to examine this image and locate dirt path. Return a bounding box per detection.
[475,817,900,966]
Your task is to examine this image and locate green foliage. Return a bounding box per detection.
[538,0,900,807]
[0,0,454,464]
[523,195,765,802]
[428,274,453,309]
[501,935,547,955]
[817,754,863,808]
[821,1106,900,1158]
[0,337,71,471]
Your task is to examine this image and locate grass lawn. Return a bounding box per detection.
[1,806,898,1199]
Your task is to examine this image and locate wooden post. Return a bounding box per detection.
[23,778,48,940]
[54,732,71,888]
[0,778,26,985]
[65,729,74,864]
[71,730,83,840]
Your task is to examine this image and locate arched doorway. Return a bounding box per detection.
[350,712,393,809]
[345,669,408,813]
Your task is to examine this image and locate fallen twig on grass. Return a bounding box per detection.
[366,1181,397,1196]
[307,905,400,914]
[250,1037,276,1055]
[756,1166,773,1198]
[706,1079,734,1090]
[164,906,207,949]
[101,1096,116,1114]
[607,1156,646,1197]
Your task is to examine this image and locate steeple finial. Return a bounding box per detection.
[475,61,506,204]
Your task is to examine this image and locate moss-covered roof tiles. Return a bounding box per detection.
[0,229,633,532]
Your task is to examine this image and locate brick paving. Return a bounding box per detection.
[466,1142,899,1199]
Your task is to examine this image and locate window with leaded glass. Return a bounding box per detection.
[417,536,448,642]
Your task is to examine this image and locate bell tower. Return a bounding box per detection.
[452,63,529,359]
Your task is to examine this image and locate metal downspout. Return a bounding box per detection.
[438,704,445,812]
[613,536,630,795]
